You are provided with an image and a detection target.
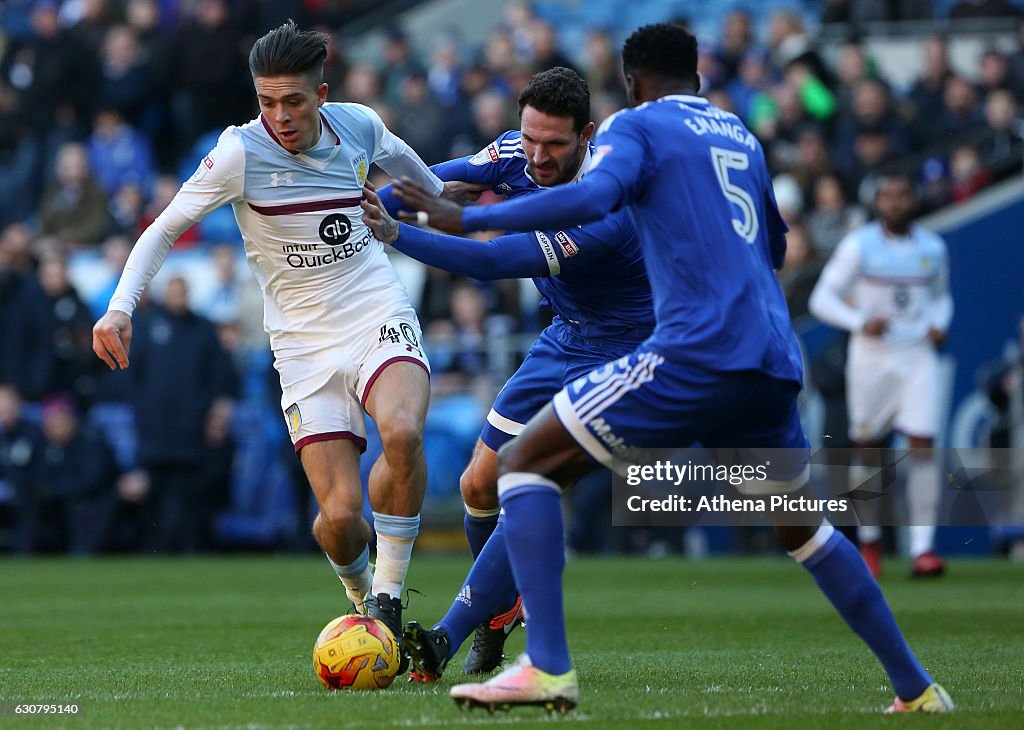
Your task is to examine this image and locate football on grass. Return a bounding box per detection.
[312,615,400,690]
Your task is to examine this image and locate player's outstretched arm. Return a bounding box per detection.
[93,310,133,370]
[377,157,491,216]
[362,183,552,280]
[393,172,623,235]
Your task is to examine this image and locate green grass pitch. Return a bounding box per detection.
[1,555,1022,729]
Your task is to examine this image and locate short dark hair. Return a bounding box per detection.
[249,19,329,83]
[622,23,698,81]
[876,168,917,192]
[517,67,591,134]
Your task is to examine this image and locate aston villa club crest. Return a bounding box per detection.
[285,403,302,435]
[350,151,369,186]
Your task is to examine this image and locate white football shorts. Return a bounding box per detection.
[275,314,429,452]
[846,340,938,443]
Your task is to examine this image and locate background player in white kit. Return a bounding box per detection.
[810,172,953,578]
[92,21,443,657]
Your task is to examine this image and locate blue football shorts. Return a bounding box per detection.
[551,348,810,494]
[480,323,641,451]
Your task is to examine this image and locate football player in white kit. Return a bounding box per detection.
[810,172,953,579]
[92,21,443,661]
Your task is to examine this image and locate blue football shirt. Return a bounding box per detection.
[422,131,652,342]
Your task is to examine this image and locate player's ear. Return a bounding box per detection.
[317,82,328,106]
[580,121,596,145]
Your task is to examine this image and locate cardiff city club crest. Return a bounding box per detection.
[350,151,369,186]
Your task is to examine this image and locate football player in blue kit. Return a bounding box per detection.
[367,67,653,682]
[392,23,952,715]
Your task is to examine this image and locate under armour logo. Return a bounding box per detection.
[270,171,294,187]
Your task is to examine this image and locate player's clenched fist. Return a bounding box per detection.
[93,310,133,370]
[360,182,400,244]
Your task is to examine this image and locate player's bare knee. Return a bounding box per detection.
[460,464,497,510]
[378,413,424,461]
[315,500,362,538]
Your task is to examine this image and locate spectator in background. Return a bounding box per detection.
[38,142,110,246]
[169,0,248,156]
[792,127,836,197]
[763,82,809,170]
[425,282,501,399]
[340,63,384,107]
[582,28,625,98]
[834,78,906,172]
[935,76,986,146]
[847,127,897,206]
[483,28,518,84]
[776,224,821,319]
[393,71,446,165]
[123,0,174,156]
[977,48,1012,99]
[0,62,39,227]
[427,36,463,108]
[834,40,880,121]
[1008,18,1024,101]
[198,244,266,351]
[136,174,198,247]
[11,1,97,138]
[109,181,145,236]
[772,173,805,224]
[908,35,953,150]
[0,226,32,384]
[715,10,755,84]
[805,174,868,256]
[0,383,45,553]
[978,89,1024,179]
[528,20,579,75]
[380,27,423,105]
[7,253,97,405]
[727,49,774,129]
[320,28,350,93]
[16,394,117,555]
[949,0,1021,19]
[97,25,154,129]
[87,107,155,198]
[130,276,237,553]
[504,0,537,60]
[87,235,133,319]
[767,8,832,87]
[455,91,515,157]
[949,145,992,202]
[0,222,35,278]
[823,0,933,23]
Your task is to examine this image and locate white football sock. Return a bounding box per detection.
[326,546,372,612]
[372,512,420,599]
[907,459,941,558]
[850,462,882,543]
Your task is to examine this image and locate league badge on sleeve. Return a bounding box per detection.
[191,151,216,182]
[469,143,499,166]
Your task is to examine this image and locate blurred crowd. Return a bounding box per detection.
[2,0,1024,555]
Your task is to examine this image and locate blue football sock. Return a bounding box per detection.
[792,524,933,700]
[464,510,499,559]
[436,517,518,657]
[499,474,571,675]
